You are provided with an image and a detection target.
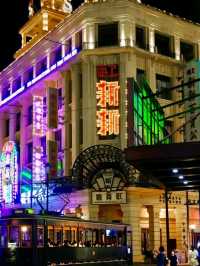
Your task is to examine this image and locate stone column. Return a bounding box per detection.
[147,205,161,250]
[176,206,187,250]
[9,107,17,141]
[121,203,143,262]
[174,36,180,60]
[63,71,71,176]
[149,27,155,53]
[119,19,135,47]
[82,56,97,149]
[0,113,5,150]
[197,42,200,60]
[120,52,137,149]
[71,64,80,164]
[146,58,156,92]
[20,104,28,170]
[83,23,95,49]
[72,33,76,51]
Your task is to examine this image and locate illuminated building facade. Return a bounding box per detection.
[1,0,200,262]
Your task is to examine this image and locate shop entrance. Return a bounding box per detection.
[98,204,123,223]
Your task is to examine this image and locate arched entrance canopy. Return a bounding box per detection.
[72,145,137,189]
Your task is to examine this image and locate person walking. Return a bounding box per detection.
[189,246,198,266]
[169,250,178,266]
[157,246,168,266]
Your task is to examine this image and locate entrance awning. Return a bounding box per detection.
[125,142,200,191]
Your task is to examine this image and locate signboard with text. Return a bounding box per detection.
[184,60,200,141]
[92,191,126,205]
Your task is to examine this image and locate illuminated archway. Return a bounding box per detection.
[0,141,19,205]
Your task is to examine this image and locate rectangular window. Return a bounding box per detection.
[27,105,33,125]
[180,41,196,62]
[2,86,10,100]
[98,23,118,47]
[156,74,171,100]
[155,32,173,57]
[65,38,72,54]
[55,46,62,61]
[136,69,146,86]
[13,77,22,93]
[96,194,102,201]
[75,30,82,50]
[24,67,33,84]
[16,112,21,132]
[58,88,63,109]
[36,57,47,76]
[27,142,33,164]
[136,26,146,49]
[55,129,62,152]
[41,136,46,156]
[5,119,9,137]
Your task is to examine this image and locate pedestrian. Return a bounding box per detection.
[169,250,178,266]
[189,246,198,266]
[157,246,168,266]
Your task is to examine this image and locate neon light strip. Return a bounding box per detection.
[0,49,78,107]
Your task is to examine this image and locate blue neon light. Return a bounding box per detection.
[0,49,78,108]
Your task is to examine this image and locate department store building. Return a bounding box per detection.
[0,0,200,262]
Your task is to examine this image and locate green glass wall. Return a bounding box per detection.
[127,78,170,146]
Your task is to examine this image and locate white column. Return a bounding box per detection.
[0,113,5,150]
[82,56,97,149]
[9,107,17,141]
[20,105,27,170]
[119,19,134,47]
[120,52,137,150]
[147,205,161,250]
[122,203,143,262]
[71,64,80,164]
[63,71,71,176]
[174,36,180,60]
[146,58,156,92]
[149,27,155,53]
[176,206,187,250]
[197,42,200,60]
[83,23,95,49]
[72,34,76,51]
[47,53,51,69]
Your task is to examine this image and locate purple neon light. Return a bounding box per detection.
[0,49,78,108]
[0,141,18,206]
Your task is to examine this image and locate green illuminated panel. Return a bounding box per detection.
[132,78,170,145]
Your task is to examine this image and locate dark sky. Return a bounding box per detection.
[0,0,199,71]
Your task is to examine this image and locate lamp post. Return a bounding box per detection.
[45,163,51,213]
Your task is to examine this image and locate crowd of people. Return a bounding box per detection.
[150,245,200,266]
[47,238,121,248]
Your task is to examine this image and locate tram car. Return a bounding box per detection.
[0,209,132,266]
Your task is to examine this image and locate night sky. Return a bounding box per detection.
[0,0,199,71]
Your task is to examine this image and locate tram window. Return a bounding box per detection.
[37,227,44,247]
[9,226,20,247]
[63,228,71,242]
[20,225,31,247]
[0,226,8,247]
[55,226,62,246]
[48,226,54,242]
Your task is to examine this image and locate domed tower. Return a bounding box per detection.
[15,0,72,58]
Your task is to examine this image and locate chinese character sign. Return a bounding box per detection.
[184,61,200,142]
[33,96,44,136]
[0,141,19,205]
[96,80,120,137]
